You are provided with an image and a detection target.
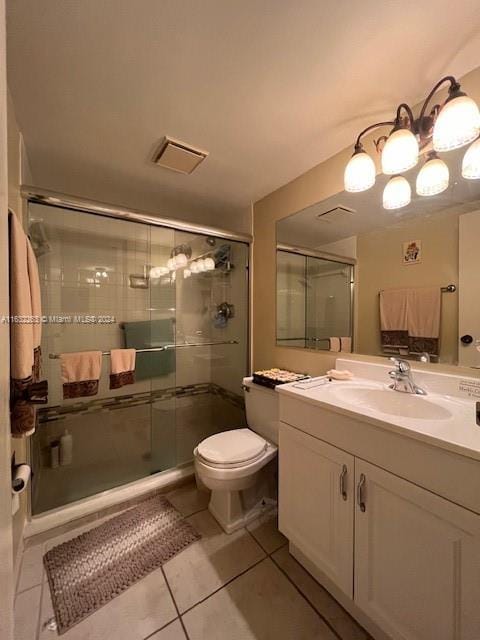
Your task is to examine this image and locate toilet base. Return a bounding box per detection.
[207,459,277,533]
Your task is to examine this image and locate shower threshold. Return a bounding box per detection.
[24,462,194,539]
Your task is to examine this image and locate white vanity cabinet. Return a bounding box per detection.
[354,460,480,640]
[279,423,354,597]
[278,419,480,640]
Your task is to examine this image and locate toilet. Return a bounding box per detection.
[194,377,279,533]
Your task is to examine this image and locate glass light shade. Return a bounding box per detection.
[383,176,411,210]
[344,150,376,192]
[175,253,188,267]
[433,95,480,152]
[416,156,449,196]
[149,266,163,278]
[204,257,215,271]
[196,259,207,272]
[381,128,419,175]
[462,137,480,179]
[183,269,191,279]
[190,261,199,273]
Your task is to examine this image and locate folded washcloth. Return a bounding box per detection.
[326,369,354,380]
[329,337,341,352]
[110,348,136,389]
[60,351,102,399]
[340,337,352,353]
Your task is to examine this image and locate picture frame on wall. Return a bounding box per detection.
[402,240,422,265]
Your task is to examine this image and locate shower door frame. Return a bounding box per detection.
[21,186,252,536]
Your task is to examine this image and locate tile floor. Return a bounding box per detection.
[15,482,371,640]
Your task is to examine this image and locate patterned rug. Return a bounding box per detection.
[44,494,200,635]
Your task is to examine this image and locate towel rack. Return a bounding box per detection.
[379,284,456,295]
[48,340,239,359]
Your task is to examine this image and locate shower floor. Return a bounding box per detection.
[32,390,245,515]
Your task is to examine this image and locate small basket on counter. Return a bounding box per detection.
[252,368,310,389]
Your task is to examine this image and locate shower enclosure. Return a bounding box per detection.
[27,198,249,515]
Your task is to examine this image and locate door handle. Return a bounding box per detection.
[339,464,348,501]
[357,473,366,512]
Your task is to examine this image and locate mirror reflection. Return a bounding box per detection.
[276,147,480,367]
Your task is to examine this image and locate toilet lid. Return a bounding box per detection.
[197,428,267,465]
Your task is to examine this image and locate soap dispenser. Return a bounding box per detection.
[59,429,73,466]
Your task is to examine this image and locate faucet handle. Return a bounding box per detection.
[389,357,410,373]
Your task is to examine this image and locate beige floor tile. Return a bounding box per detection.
[163,510,266,613]
[17,544,45,593]
[15,585,41,640]
[148,619,187,639]
[246,511,287,554]
[38,566,177,640]
[166,482,210,517]
[182,558,337,640]
[272,546,370,639]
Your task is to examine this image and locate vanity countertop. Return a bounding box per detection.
[276,376,480,461]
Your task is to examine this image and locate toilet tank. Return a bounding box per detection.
[242,377,279,444]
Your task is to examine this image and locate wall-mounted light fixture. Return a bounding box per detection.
[344,76,480,208]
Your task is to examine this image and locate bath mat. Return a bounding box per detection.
[43,494,200,635]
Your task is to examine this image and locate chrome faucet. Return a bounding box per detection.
[388,357,427,395]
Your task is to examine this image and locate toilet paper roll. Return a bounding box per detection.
[12,464,31,494]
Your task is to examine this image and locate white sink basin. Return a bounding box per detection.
[331,385,453,421]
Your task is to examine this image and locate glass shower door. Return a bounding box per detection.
[29,203,176,514]
[150,228,249,469]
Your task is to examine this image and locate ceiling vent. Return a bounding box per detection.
[316,205,356,223]
[152,137,208,174]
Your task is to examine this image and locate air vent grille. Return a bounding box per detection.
[316,205,356,223]
[152,137,208,174]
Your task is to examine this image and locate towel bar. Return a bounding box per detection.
[48,340,239,359]
[378,284,456,295]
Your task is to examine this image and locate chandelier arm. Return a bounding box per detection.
[418,75,459,135]
[354,121,395,149]
[395,103,415,128]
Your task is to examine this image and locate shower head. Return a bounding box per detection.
[205,237,216,247]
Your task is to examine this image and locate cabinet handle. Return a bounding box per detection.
[357,473,366,512]
[339,464,348,501]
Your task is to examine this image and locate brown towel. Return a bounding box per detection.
[380,287,441,355]
[407,287,441,355]
[9,211,45,437]
[109,349,136,389]
[60,351,103,399]
[379,288,409,351]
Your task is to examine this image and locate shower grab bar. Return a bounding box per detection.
[48,340,239,359]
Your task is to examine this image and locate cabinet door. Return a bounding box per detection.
[355,459,480,640]
[279,421,354,597]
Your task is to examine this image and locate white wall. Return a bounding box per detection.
[0,1,15,637]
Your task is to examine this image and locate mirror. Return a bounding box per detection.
[276,147,480,366]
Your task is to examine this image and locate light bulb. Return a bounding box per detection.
[150,266,163,278]
[196,259,206,272]
[167,258,176,271]
[175,253,188,268]
[344,148,376,192]
[433,94,480,152]
[183,269,191,279]
[381,127,419,175]
[204,257,215,271]
[383,176,411,210]
[462,137,480,179]
[416,153,449,196]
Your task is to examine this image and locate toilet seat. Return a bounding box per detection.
[196,428,268,469]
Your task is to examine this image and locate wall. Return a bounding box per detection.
[356,209,459,362]
[252,66,480,379]
[0,1,15,637]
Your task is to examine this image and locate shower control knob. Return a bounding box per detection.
[460,334,474,345]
